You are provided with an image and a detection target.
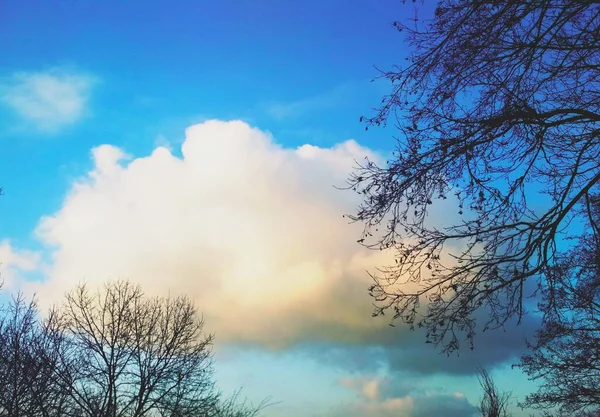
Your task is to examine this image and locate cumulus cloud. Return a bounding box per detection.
[22,119,533,376]
[0,68,96,132]
[333,376,478,417]
[28,119,392,347]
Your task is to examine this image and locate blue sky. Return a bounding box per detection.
[1,1,538,416]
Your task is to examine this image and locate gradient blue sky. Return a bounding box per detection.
[1,1,539,416]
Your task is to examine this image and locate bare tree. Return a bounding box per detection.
[0,294,39,416]
[212,389,273,417]
[477,368,511,417]
[0,281,269,417]
[0,294,69,417]
[345,0,600,352]
[54,280,219,417]
[518,197,600,415]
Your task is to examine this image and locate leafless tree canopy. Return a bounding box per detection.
[0,294,68,417]
[56,280,218,417]
[477,368,511,417]
[0,280,268,417]
[518,198,600,416]
[347,0,600,351]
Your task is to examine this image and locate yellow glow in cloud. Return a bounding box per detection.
[28,120,395,348]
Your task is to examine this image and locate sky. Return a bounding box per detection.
[0,1,539,416]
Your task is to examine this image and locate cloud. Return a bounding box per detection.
[0,68,96,132]
[333,376,478,417]
[28,119,389,346]
[22,119,534,377]
[0,241,41,289]
[336,396,415,417]
[339,377,383,400]
[305,309,539,376]
[410,393,478,417]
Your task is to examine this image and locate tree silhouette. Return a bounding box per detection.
[518,196,600,415]
[54,280,218,417]
[477,367,511,417]
[0,294,71,417]
[0,281,268,417]
[346,0,600,352]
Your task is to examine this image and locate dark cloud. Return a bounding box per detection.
[388,314,540,375]
[298,309,540,377]
[412,394,478,417]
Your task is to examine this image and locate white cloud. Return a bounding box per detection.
[1,68,96,132]
[0,241,41,289]
[13,118,526,376]
[27,119,396,347]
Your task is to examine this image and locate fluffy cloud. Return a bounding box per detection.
[23,119,533,376]
[1,68,96,132]
[333,376,478,417]
[29,120,392,347]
